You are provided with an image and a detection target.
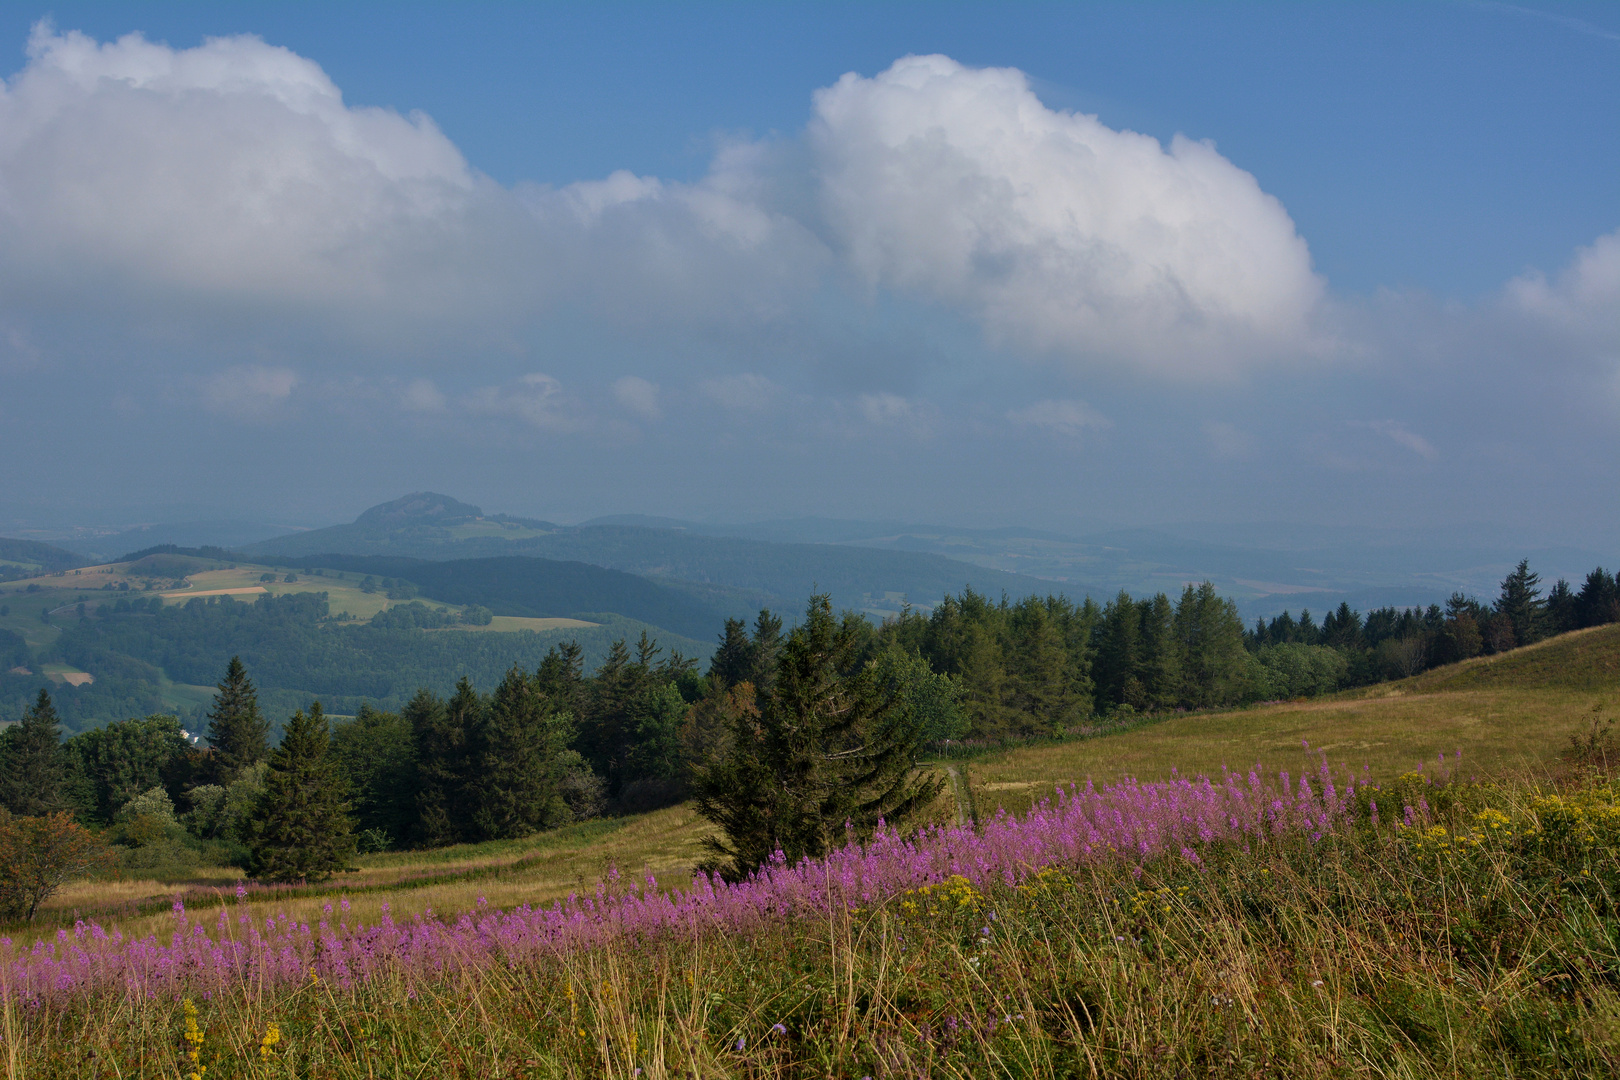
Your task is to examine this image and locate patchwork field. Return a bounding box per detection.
[0,555,464,636]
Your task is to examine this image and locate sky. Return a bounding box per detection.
[0,2,1616,542]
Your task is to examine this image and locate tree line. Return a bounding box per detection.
[2,562,1614,900]
[0,594,957,891]
[1246,561,1620,687]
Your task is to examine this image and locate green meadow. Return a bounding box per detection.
[7,625,1617,1077]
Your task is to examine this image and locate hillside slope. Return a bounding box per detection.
[961,623,1620,816]
[0,537,86,580]
[251,552,727,642]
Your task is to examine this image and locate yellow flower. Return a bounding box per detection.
[181,998,207,1076]
[259,1022,281,1061]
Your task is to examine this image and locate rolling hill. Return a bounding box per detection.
[0,537,86,582]
[248,552,727,642]
[959,620,1620,818]
[241,493,1082,620]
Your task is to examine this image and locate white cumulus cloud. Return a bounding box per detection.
[1506,228,1620,346]
[810,54,1325,377]
[0,25,477,307]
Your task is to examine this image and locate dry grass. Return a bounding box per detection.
[35,803,719,944]
[965,624,1620,818]
[12,772,1620,1078]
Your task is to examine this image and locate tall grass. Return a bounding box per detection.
[5,757,1618,1077]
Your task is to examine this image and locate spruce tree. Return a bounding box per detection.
[1545,579,1579,636]
[692,595,943,881]
[1577,568,1619,628]
[204,657,270,786]
[1173,583,1249,709]
[1496,559,1546,647]
[249,702,353,884]
[708,618,755,689]
[1003,598,1081,734]
[535,641,585,713]
[1137,593,1182,710]
[1094,591,1141,711]
[407,683,477,847]
[0,690,67,816]
[468,666,573,840]
[749,609,784,692]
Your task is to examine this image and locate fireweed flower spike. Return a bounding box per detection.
[4,764,1363,1000]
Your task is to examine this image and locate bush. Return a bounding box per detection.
[1251,643,1349,699]
[184,765,265,844]
[0,810,115,921]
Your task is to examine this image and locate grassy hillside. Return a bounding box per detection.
[29,624,1616,940]
[11,623,1620,1077]
[250,552,728,641]
[0,536,86,581]
[960,622,1620,818]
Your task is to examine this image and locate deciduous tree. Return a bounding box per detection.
[0,809,115,921]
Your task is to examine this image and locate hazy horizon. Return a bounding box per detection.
[2,4,1616,549]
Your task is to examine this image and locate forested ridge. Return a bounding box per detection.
[0,592,707,734]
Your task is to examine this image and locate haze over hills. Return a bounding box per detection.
[240,494,1612,623]
[8,493,1610,635]
[238,493,1071,623]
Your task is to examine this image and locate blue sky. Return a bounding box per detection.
[1,2,1616,541]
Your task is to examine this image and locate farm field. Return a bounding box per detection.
[444,615,600,633]
[1,556,601,643]
[0,553,437,638]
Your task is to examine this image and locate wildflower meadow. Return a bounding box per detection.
[5,755,1619,1077]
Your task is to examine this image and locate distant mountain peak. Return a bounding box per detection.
[356,493,483,526]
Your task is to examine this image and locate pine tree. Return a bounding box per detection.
[692,595,944,881]
[1174,583,1249,709]
[1322,603,1364,651]
[708,618,755,689]
[0,690,67,816]
[468,666,573,840]
[203,657,270,786]
[749,609,784,692]
[249,702,354,884]
[408,682,478,847]
[1137,593,1182,710]
[1496,559,1545,647]
[1094,591,1141,711]
[1545,579,1579,636]
[535,641,585,715]
[1577,568,1619,628]
[1003,598,1080,734]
